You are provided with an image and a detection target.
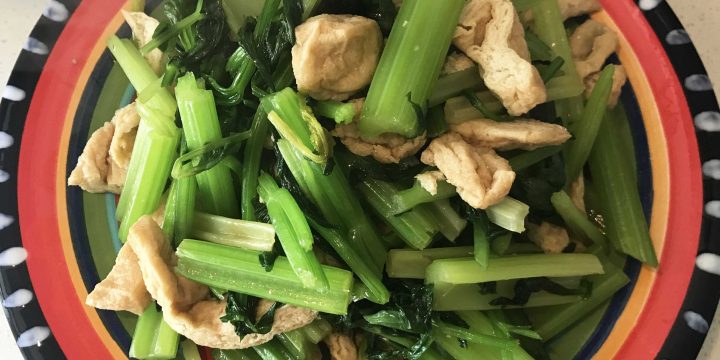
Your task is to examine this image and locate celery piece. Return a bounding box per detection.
[525,31,554,62]
[277,139,387,273]
[176,72,240,218]
[241,108,270,221]
[424,199,468,241]
[486,197,530,233]
[432,320,518,349]
[473,220,490,270]
[507,145,562,171]
[261,88,331,163]
[300,319,333,344]
[393,180,457,215]
[129,303,179,359]
[528,0,585,109]
[526,265,630,340]
[276,330,321,360]
[551,191,607,246]
[313,99,356,124]
[589,106,658,266]
[359,179,439,250]
[359,0,465,137]
[190,212,275,252]
[454,311,535,360]
[253,338,296,360]
[432,281,581,311]
[564,65,615,181]
[257,173,328,290]
[310,219,390,304]
[492,233,512,255]
[165,175,197,247]
[176,240,353,314]
[180,339,201,360]
[118,117,180,242]
[429,66,485,107]
[425,253,604,284]
[213,349,262,360]
[107,36,176,117]
[386,247,474,279]
[444,91,505,124]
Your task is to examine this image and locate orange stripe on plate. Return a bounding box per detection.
[55,7,129,360]
[591,11,670,360]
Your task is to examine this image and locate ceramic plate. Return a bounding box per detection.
[0,0,719,359]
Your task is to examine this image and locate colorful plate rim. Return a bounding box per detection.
[0,0,719,359]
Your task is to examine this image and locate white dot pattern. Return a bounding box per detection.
[665,29,691,45]
[696,253,720,275]
[685,74,714,91]
[683,311,710,334]
[16,326,50,348]
[2,85,25,102]
[639,0,664,11]
[704,201,720,218]
[2,289,33,308]
[695,111,720,131]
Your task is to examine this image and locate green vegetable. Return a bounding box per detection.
[473,219,491,270]
[176,72,240,218]
[253,338,297,360]
[429,66,485,107]
[261,88,331,164]
[538,56,566,83]
[221,292,278,338]
[550,191,607,247]
[386,247,474,279]
[175,240,354,314]
[276,330,321,360]
[359,0,465,137]
[180,339,201,360]
[432,280,583,311]
[129,303,179,359]
[507,146,563,171]
[392,179,457,215]
[432,319,517,349]
[359,179,439,250]
[463,90,508,122]
[257,172,328,290]
[424,199,468,242]
[426,106,448,137]
[309,218,390,304]
[164,174,197,247]
[426,253,604,284]
[277,139,387,273]
[300,319,333,344]
[564,65,615,181]
[213,349,261,360]
[486,197,530,233]
[313,99,356,124]
[241,108,270,221]
[589,105,658,266]
[526,263,630,340]
[170,131,251,179]
[190,212,276,252]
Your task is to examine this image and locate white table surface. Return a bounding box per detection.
[1,0,720,359]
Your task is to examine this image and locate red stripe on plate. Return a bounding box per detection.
[600,0,703,357]
[18,0,126,358]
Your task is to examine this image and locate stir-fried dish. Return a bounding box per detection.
[72,0,656,358]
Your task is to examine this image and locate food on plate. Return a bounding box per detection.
[72,0,655,358]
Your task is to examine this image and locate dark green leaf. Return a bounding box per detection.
[221,292,281,337]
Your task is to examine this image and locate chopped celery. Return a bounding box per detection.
[550,191,607,246]
[253,338,296,360]
[261,88,331,163]
[425,253,604,284]
[170,175,197,247]
[241,108,270,221]
[359,0,465,137]
[432,320,518,349]
[526,264,630,340]
[213,349,261,360]
[176,240,353,314]
[473,220,490,270]
[424,199,468,241]
[455,311,534,360]
[176,72,240,218]
[276,330,321,360]
[426,105,448,137]
[432,281,582,311]
[386,247,474,279]
[564,65,615,181]
[300,319,333,344]
[359,179,439,250]
[190,212,275,252]
[313,99,356,124]
[507,145,563,171]
[538,57,565,83]
[118,115,180,242]
[392,180,457,215]
[278,139,387,273]
[129,303,179,359]
[180,339,201,360]
[486,197,530,233]
[257,172,328,290]
[589,108,657,265]
[491,233,512,255]
[309,219,390,304]
[429,66,485,107]
[444,91,504,124]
